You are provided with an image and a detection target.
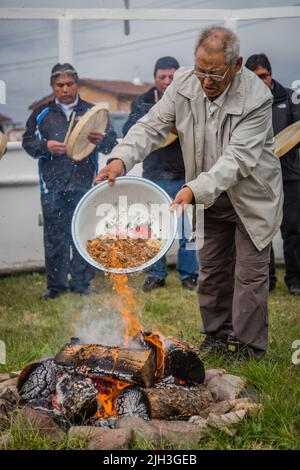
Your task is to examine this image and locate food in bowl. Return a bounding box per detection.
[86,223,162,270]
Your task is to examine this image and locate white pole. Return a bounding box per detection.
[224,18,238,32]
[58,18,74,65]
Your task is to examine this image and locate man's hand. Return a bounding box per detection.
[95,159,125,186]
[88,131,104,146]
[47,140,67,156]
[170,186,195,216]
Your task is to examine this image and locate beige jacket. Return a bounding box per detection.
[109,66,283,251]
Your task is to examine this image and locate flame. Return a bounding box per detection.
[95,377,131,419]
[108,246,142,347]
[144,332,165,378]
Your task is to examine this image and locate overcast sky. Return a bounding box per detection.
[1,0,300,126]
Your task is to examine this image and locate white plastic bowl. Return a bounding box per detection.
[72,176,178,274]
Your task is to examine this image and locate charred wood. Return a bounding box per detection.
[163,337,205,384]
[116,387,150,420]
[18,360,59,405]
[143,384,213,419]
[55,343,156,388]
[55,374,98,424]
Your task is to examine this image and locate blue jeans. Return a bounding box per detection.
[146,178,199,281]
[41,190,95,292]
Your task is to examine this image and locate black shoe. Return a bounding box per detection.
[143,278,166,292]
[199,334,227,354]
[181,276,198,291]
[225,336,264,362]
[288,285,300,296]
[40,289,64,300]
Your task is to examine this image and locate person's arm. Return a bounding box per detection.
[97,83,176,185]
[186,97,274,208]
[22,110,52,159]
[98,121,118,155]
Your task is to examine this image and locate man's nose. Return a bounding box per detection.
[163,77,172,86]
[203,75,214,86]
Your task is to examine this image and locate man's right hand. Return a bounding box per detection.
[95,159,125,186]
[47,140,67,155]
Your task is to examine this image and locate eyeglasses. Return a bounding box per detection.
[256,73,270,81]
[193,66,231,82]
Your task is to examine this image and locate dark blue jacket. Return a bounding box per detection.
[123,87,185,180]
[22,97,117,192]
[272,79,300,181]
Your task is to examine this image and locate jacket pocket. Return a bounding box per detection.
[251,172,276,200]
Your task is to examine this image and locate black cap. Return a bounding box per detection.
[153,56,180,77]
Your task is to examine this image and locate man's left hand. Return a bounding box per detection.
[170,186,195,216]
[88,131,104,145]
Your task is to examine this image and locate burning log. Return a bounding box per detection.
[143,334,205,383]
[143,384,213,419]
[163,337,205,384]
[55,374,98,424]
[18,360,59,405]
[116,387,150,420]
[55,343,156,388]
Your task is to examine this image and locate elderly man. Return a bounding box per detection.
[123,56,198,292]
[245,53,300,296]
[96,27,283,360]
[23,63,117,299]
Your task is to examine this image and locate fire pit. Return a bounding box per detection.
[16,333,211,429]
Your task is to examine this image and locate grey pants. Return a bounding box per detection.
[197,193,270,355]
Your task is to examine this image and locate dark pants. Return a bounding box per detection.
[41,190,94,293]
[197,193,270,356]
[270,180,300,288]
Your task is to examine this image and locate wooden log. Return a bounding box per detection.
[54,343,156,388]
[143,384,213,419]
[163,337,205,384]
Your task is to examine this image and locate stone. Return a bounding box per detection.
[12,405,65,443]
[0,432,13,450]
[207,373,246,401]
[0,372,19,383]
[0,385,19,427]
[188,415,208,429]
[0,377,18,392]
[87,427,133,450]
[68,425,102,441]
[207,409,247,436]
[116,416,161,444]
[204,368,226,386]
[150,420,209,446]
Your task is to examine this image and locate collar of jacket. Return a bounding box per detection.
[48,95,88,113]
[176,66,245,116]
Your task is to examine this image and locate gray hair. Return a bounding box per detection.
[195,26,240,65]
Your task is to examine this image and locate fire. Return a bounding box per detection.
[144,332,165,378]
[95,377,131,419]
[108,246,142,347]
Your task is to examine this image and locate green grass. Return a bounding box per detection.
[0,268,300,449]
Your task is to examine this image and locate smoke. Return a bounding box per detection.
[73,305,126,346]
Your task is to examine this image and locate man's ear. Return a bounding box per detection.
[235,56,243,72]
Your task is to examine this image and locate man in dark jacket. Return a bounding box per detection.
[123,56,199,292]
[23,63,117,299]
[246,53,300,295]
